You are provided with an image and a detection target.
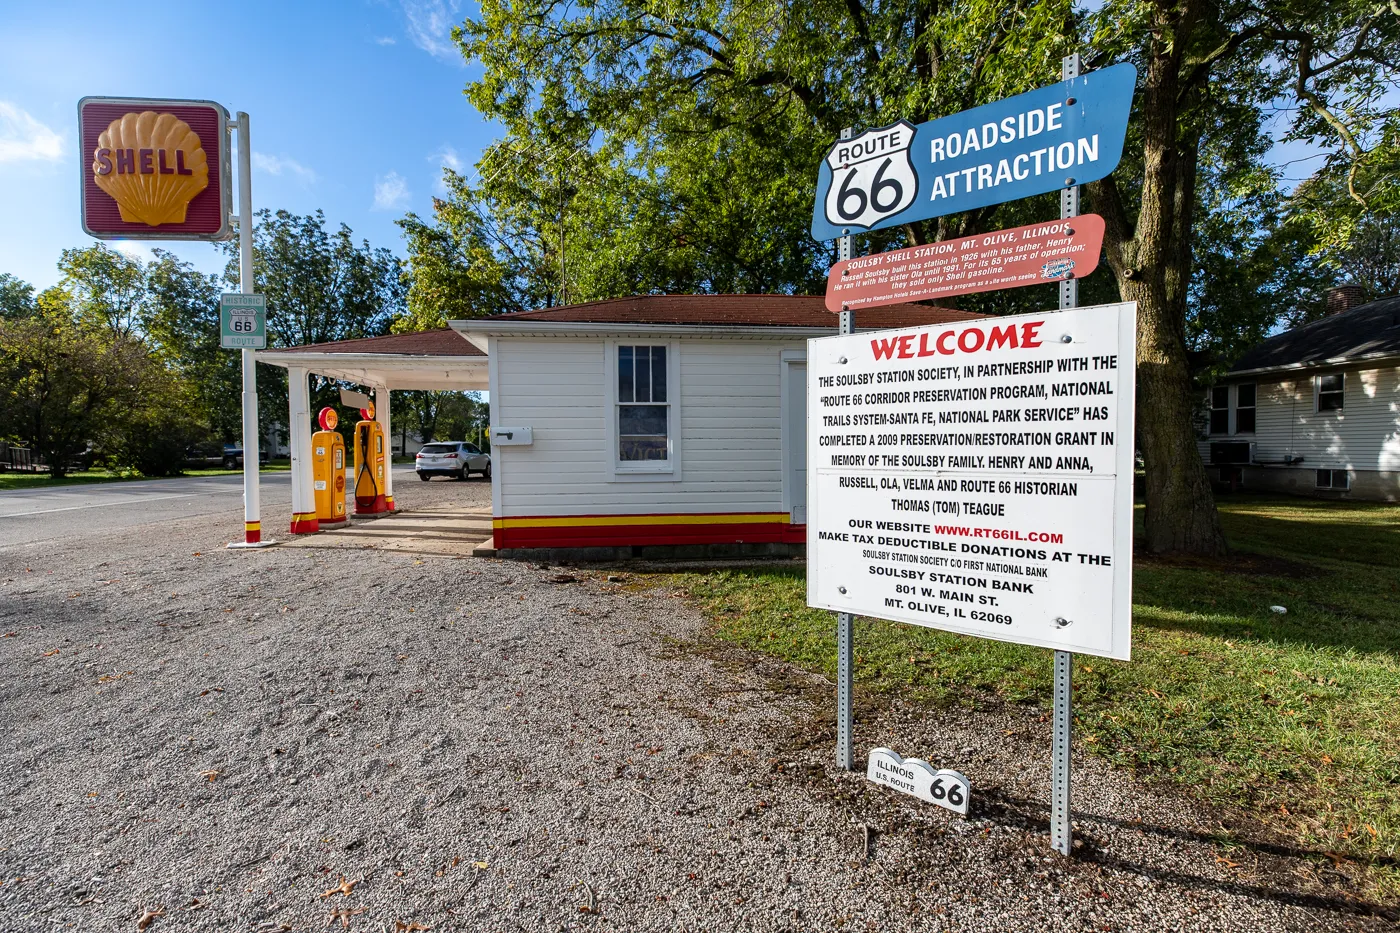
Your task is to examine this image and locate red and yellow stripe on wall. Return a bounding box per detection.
[493,512,805,549]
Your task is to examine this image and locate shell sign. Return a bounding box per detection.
[78,97,232,240]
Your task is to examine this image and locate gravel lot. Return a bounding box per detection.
[0,476,1390,932]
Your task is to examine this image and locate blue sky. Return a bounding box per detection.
[0,0,492,290]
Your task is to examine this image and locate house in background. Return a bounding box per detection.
[1202,287,1400,500]
[454,295,980,556]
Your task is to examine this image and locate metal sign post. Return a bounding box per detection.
[227,111,271,548]
[836,125,856,773]
[1050,52,1083,857]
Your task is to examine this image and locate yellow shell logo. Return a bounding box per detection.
[91,111,209,226]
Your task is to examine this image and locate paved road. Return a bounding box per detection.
[0,469,419,550]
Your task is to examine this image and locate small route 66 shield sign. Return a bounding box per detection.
[822,120,919,231]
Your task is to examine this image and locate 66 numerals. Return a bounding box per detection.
[928,768,971,816]
[833,158,906,222]
[229,315,258,333]
[930,775,965,808]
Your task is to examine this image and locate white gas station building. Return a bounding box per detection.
[257,295,977,556]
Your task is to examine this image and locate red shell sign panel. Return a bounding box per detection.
[824,214,1106,313]
[78,97,232,241]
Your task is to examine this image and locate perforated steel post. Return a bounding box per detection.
[1050,52,1082,857]
[835,127,856,773]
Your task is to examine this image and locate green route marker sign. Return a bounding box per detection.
[220,293,266,349]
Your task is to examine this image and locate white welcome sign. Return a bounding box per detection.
[866,747,970,815]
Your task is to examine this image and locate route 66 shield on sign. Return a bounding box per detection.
[822,120,919,231]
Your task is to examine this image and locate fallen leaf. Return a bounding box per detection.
[137,906,166,929]
[1321,755,1334,764]
[198,770,220,783]
[327,906,366,929]
[395,923,431,932]
[42,649,60,657]
[472,861,489,870]
[320,876,359,898]
[97,671,134,684]
[1214,854,1239,868]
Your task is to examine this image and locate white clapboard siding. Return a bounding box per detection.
[494,336,804,516]
[1202,364,1400,471]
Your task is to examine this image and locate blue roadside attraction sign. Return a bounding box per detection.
[809,62,1137,241]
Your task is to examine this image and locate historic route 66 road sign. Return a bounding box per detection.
[823,120,920,232]
[810,63,1137,241]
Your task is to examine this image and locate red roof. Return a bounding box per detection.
[261,328,483,357]
[492,294,980,328]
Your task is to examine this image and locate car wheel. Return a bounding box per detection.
[483,462,492,480]
[223,456,237,469]
[418,471,430,482]
[459,465,471,481]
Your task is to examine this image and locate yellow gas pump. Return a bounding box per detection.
[312,407,347,524]
[353,401,389,514]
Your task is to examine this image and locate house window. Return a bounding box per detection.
[1317,373,1344,412]
[1316,469,1350,490]
[1234,383,1256,434]
[1209,386,1229,434]
[618,345,669,461]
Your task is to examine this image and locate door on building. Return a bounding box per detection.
[783,359,808,525]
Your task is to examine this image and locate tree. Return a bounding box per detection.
[444,0,1397,555]
[144,249,242,440]
[1082,0,1398,554]
[0,273,36,320]
[224,209,408,347]
[0,296,149,476]
[56,243,148,337]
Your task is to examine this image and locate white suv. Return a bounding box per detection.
[415,442,492,481]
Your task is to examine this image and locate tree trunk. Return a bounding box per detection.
[1090,0,1228,557]
[1117,275,1227,555]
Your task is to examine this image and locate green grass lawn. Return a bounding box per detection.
[668,495,1400,899]
[0,460,292,491]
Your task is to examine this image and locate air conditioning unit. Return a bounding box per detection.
[1209,441,1255,465]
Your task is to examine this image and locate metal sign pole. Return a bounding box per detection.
[1050,53,1081,857]
[233,111,265,547]
[835,126,856,772]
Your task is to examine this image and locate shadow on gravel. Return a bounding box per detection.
[971,788,1400,924]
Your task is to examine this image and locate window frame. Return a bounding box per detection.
[1209,385,1230,435]
[1315,468,1350,490]
[1315,372,1345,413]
[604,340,682,481]
[1233,382,1256,435]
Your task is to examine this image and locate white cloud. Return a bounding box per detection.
[252,152,318,183]
[399,0,463,61]
[0,102,63,163]
[432,145,465,173]
[429,145,466,193]
[373,171,411,210]
[375,36,397,45]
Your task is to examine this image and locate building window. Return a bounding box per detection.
[1316,469,1350,490]
[618,345,669,461]
[1209,386,1229,434]
[1317,373,1344,412]
[1234,383,1256,434]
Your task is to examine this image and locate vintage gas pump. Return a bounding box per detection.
[311,407,347,524]
[353,400,390,514]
